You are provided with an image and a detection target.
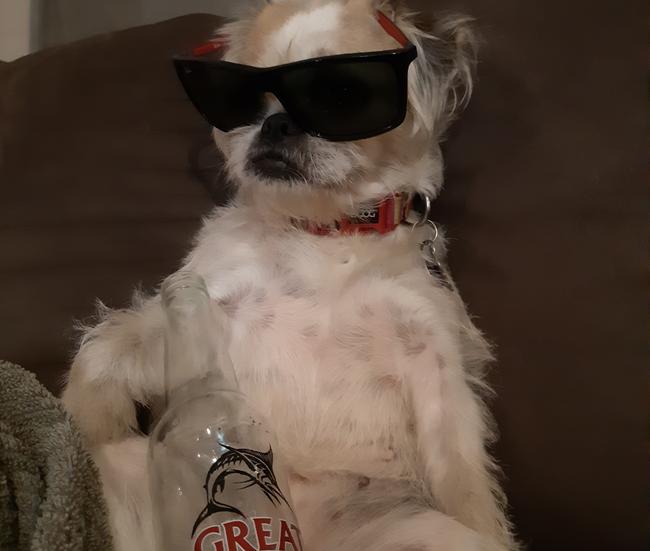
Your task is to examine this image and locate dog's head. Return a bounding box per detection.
[212,0,477,221]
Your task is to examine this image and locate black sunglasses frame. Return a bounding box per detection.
[173,43,417,142]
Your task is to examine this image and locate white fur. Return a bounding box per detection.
[63,2,516,550]
[265,3,343,64]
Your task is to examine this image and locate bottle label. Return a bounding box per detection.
[191,445,302,551]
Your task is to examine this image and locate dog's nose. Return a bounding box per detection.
[260,112,303,143]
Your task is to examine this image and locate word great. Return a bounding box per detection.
[194,518,303,551]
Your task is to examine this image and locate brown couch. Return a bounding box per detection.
[0,5,646,550]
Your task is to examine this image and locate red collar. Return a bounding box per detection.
[296,193,413,236]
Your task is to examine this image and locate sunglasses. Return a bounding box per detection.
[173,11,417,142]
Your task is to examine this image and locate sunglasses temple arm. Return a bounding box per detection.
[376,10,409,47]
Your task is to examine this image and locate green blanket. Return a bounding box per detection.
[0,361,113,551]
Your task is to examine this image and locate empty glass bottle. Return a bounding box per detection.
[149,271,302,551]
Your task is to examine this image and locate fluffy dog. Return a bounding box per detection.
[63,1,517,549]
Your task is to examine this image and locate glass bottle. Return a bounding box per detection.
[149,271,302,551]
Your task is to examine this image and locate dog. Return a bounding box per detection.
[62,1,517,549]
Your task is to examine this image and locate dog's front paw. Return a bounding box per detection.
[62,368,138,445]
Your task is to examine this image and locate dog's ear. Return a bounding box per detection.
[398,11,479,137]
[428,14,478,125]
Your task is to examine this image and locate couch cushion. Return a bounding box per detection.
[0,15,222,391]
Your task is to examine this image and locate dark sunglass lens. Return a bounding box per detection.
[280,60,404,139]
[176,61,264,131]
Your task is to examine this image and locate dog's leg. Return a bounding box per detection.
[327,509,483,551]
[93,437,155,551]
[404,341,515,550]
[299,477,485,551]
[62,294,165,445]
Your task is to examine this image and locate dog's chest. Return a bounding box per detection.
[205,245,433,472]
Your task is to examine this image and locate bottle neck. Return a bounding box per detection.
[164,374,243,412]
[161,271,238,406]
